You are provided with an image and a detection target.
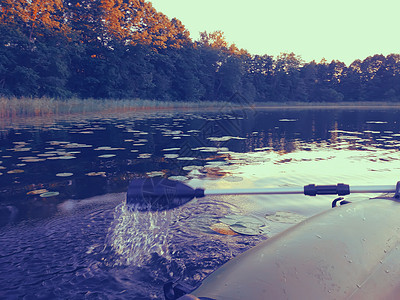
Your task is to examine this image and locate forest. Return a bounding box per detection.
[1,0,400,103]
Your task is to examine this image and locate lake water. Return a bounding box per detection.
[1,106,400,299]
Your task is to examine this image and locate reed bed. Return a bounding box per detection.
[0,97,235,118]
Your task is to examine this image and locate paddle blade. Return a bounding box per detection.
[126,178,204,211]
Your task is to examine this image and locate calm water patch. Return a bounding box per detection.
[1,108,400,299]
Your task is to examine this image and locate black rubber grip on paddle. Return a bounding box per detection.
[304,183,350,196]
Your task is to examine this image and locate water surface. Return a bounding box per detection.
[1,107,399,299]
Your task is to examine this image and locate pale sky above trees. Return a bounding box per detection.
[150,0,400,65]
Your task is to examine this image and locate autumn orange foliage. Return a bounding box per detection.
[0,0,191,49]
[199,30,249,56]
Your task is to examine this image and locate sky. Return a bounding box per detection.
[150,0,400,65]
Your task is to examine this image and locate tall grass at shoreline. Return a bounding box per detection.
[0,97,234,118]
[2,97,400,119]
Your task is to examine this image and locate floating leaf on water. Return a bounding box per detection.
[279,119,297,122]
[40,191,60,198]
[37,153,57,157]
[7,169,24,174]
[229,223,261,236]
[56,172,74,177]
[364,130,380,134]
[18,156,37,160]
[366,121,388,124]
[47,156,62,160]
[146,171,165,177]
[168,176,188,181]
[224,176,243,182]
[220,215,265,227]
[13,147,31,152]
[265,211,308,224]
[86,171,106,177]
[22,158,46,163]
[177,157,196,161]
[208,136,246,142]
[210,223,238,235]
[98,154,116,158]
[27,189,49,195]
[13,141,28,145]
[200,147,219,152]
[95,146,118,151]
[48,141,69,146]
[64,143,92,148]
[183,165,203,171]
[206,161,227,166]
[164,154,179,159]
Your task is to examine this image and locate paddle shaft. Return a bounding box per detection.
[204,184,397,197]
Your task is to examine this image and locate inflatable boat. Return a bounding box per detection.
[126,178,400,299]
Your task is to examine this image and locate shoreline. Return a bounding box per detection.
[2,97,400,120]
[253,101,400,109]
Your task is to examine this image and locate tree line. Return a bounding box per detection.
[1,0,400,102]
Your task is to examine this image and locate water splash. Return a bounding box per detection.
[106,203,177,267]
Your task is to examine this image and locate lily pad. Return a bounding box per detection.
[265,211,308,224]
[56,172,74,177]
[37,153,57,157]
[279,119,297,122]
[177,157,196,161]
[146,171,165,177]
[220,215,265,227]
[13,147,31,152]
[229,223,261,236]
[98,154,116,158]
[223,176,243,182]
[7,169,24,174]
[86,171,106,177]
[39,191,60,198]
[218,214,267,236]
[168,176,188,181]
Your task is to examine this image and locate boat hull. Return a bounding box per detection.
[191,197,400,300]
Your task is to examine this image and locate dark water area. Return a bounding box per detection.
[1,107,400,299]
